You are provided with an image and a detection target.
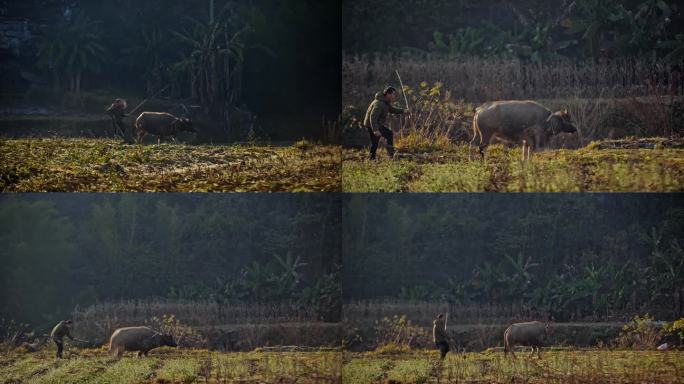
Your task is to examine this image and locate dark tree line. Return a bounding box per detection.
[343,0,684,63]
[342,194,684,321]
[0,194,341,328]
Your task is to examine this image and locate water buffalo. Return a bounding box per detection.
[108,326,177,358]
[134,111,196,144]
[470,100,577,161]
[504,321,549,359]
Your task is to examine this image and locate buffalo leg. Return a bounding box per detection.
[506,343,516,359]
[136,130,146,145]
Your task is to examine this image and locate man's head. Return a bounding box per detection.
[64,320,73,326]
[383,86,398,102]
[437,313,444,320]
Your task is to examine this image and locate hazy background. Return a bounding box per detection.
[343,193,684,321]
[0,193,341,331]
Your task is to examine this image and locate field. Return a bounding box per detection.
[0,138,340,192]
[342,141,684,192]
[0,347,341,384]
[342,350,684,384]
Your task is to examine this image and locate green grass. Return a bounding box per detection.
[0,138,340,192]
[154,357,200,383]
[1,346,681,383]
[342,141,684,192]
[343,349,684,384]
[0,347,341,384]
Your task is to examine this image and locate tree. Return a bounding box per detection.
[37,11,106,94]
[171,1,253,128]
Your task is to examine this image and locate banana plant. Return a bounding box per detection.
[170,1,251,117]
[120,27,170,95]
[37,11,106,94]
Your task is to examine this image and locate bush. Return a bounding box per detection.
[664,317,684,345]
[373,315,427,352]
[146,314,207,348]
[614,314,666,350]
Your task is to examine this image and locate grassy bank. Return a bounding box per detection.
[343,350,684,384]
[0,138,340,192]
[342,141,684,192]
[0,347,341,384]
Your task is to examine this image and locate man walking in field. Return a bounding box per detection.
[50,319,75,358]
[433,313,450,360]
[363,86,409,160]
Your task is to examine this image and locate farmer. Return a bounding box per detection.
[363,86,409,160]
[105,98,131,142]
[50,319,75,358]
[433,313,450,360]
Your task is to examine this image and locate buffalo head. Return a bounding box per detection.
[175,117,196,133]
[153,333,177,348]
[546,109,577,134]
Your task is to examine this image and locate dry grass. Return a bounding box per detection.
[345,302,552,326]
[0,138,341,192]
[343,54,681,107]
[71,300,336,349]
[0,346,342,384]
[74,300,320,327]
[343,349,684,384]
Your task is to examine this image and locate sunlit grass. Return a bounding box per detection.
[154,357,200,383]
[0,347,341,384]
[344,350,684,384]
[342,141,684,192]
[0,138,341,192]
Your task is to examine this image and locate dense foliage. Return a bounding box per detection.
[342,194,684,320]
[343,0,684,62]
[0,194,341,327]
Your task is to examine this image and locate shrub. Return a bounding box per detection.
[146,314,207,348]
[373,315,427,352]
[664,317,684,345]
[614,314,666,350]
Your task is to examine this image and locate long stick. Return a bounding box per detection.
[127,84,171,116]
[445,312,448,332]
[395,70,410,110]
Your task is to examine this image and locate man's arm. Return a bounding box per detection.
[65,328,74,340]
[388,104,406,115]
